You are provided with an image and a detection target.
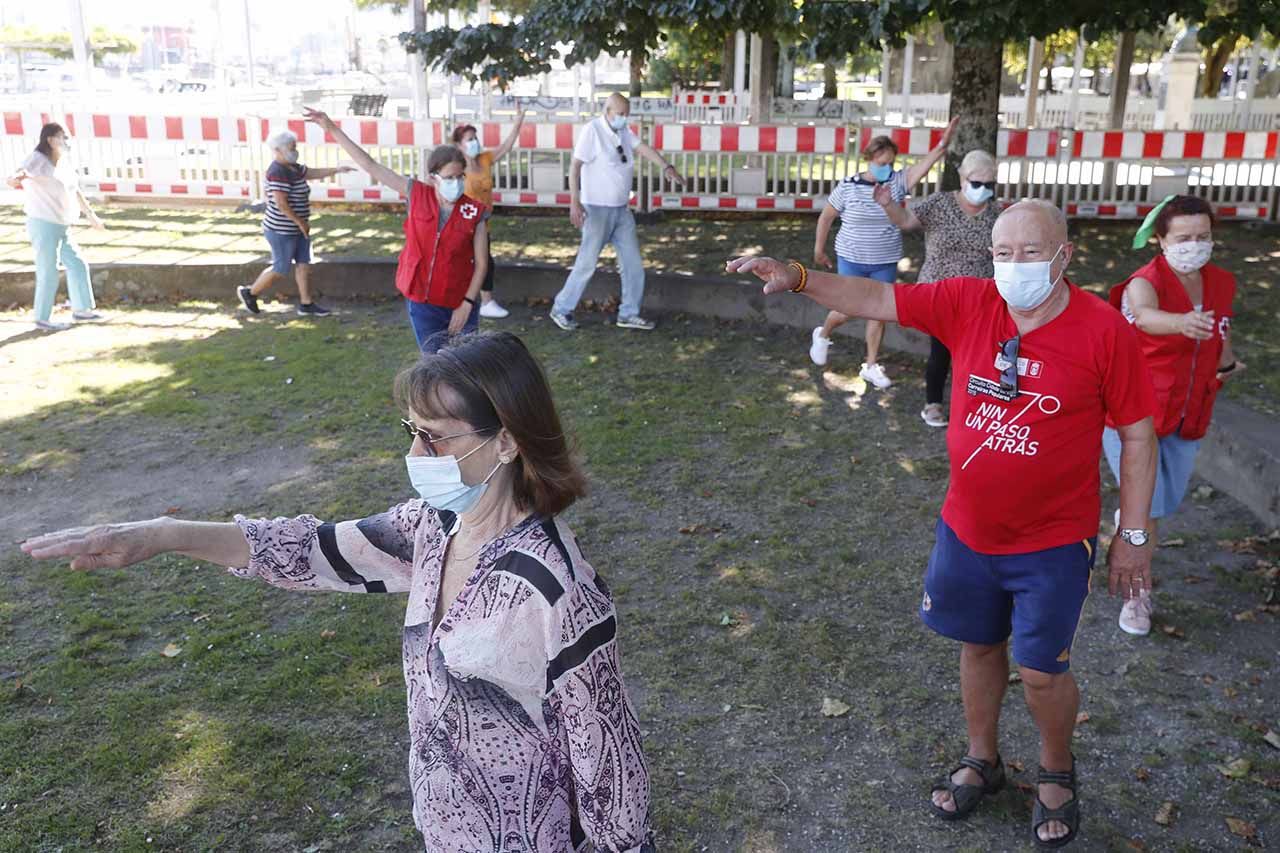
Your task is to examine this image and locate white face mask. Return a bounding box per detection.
[463,139,481,157]
[437,176,464,203]
[993,244,1064,311]
[405,434,500,515]
[1164,240,1213,273]
[963,184,994,205]
[283,148,299,164]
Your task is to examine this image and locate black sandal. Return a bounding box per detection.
[1032,758,1081,849]
[929,754,1006,821]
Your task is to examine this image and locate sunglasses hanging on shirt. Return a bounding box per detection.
[995,336,1021,395]
[616,144,628,164]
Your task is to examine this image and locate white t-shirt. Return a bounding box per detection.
[20,151,80,225]
[573,117,635,208]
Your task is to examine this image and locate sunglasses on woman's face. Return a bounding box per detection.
[969,180,997,191]
[400,419,485,458]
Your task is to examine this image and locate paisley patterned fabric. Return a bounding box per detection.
[232,501,653,852]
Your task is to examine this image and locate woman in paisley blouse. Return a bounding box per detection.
[875,148,1000,429]
[21,332,654,853]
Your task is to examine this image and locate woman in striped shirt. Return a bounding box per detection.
[237,130,353,317]
[810,119,956,389]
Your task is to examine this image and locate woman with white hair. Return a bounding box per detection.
[875,148,1000,428]
[237,129,353,317]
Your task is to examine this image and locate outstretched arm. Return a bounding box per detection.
[726,255,899,323]
[905,117,957,189]
[633,142,686,186]
[304,107,409,197]
[491,105,526,160]
[874,182,921,231]
[305,165,356,180]
[21,502,424,594]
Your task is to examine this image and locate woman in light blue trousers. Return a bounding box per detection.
[6,122,104,331]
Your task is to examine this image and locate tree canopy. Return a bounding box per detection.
[0,26,139,63]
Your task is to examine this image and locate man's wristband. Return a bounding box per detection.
[1217,360,1237,375]
[463,297,476,306]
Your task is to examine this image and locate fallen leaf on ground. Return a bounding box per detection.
[1154,801,1177,826]
[1264,730,1280,750]
[1008,671,1022,684]
[1184,575,1207,584]
[1192,485,1215,500]
[718,613,734,627]
[801,498,817,507]
[163,506,182,515]
[1135,767,1151,782]
[1075,711,1091,725]
[1234,610,1258,622]
[679,523,722,535]
[1215,757,1251,778]
[192,613,210,623]
[1126,839,1147,851]
[1162,537,1185,547]
[1008,759,1025,773]
[1160,624,1185,638]
[1223,687,1239,699]
[1225,817,1257,840]
[320,629,336,639]
[1202,674,1217,684]
[161,643,182,658]
[820,697,851,718]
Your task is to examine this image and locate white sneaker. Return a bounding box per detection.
[860,362,892,389]
[35,319,72,332]
[479,299,509,319]
[1119,590,1154,636]
[72,310,103,321]
[921,403,948,428]
[809,327,831,366]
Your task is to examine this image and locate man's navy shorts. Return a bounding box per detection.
[920,518,1097,674]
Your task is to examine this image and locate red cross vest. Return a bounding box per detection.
[1107,253,1235,440]
[395,180,482,308]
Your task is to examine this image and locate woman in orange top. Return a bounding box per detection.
[453,104,527,319]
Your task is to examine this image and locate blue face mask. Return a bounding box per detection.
[608,114,628,132]
[870,162,894,182]
[463,139,481,157]
[437,176,464,203]
[406,434,501,515]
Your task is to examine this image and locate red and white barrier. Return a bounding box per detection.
[651,194,822,210]
[653,124,848,153]
[1071,130,1279,160]
[677,93,741,106]
[1066,201,1268,219]
[86,180,252,198]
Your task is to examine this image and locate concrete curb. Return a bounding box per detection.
[2,259,1274,526]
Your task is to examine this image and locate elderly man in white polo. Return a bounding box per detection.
[728,200,1159,850]
[549,93,685,332]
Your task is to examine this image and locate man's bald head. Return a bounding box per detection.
[995,199,1069,247]
[605,93,631,116]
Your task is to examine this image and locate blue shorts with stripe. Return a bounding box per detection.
[920,518,1097,674]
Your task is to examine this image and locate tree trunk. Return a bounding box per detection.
[1041,49,1055,95]
[946,41,1002,191]
[1109,31,1135,128]
[823,59,838,99]
[776,42,794,97]
[1201,38,1236,98]
[629,48,645,97]
[720,31,734,90]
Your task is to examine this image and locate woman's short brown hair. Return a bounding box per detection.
[426,145,466,175]
[451,124,478,145]
[863,135,899,159]
[1155,194,1216,238]
[394,332,588,517]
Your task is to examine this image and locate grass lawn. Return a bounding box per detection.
[2,204,1276,416]
[1,300,1277,852]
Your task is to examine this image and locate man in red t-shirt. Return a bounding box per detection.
[728,200,1157,849]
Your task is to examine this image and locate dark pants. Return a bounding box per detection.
[925,336,952,405]
[405,298,480,353]
[481,245,494,293]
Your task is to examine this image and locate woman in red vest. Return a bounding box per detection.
[304,108,489,352]
[1104,195,1241,637]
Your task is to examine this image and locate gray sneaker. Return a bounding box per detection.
[34,319,72,332]
[549,310,578,331]
[616,315,655,331]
